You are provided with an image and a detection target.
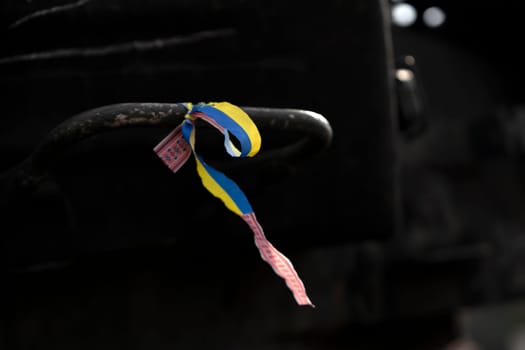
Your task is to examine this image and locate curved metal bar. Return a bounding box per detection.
[0,103,333,195]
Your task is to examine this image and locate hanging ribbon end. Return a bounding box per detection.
[303,301,316,308]
[154,124,192,173]
[295,293,315,307]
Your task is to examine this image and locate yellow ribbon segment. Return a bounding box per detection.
[195,157,243,216]
[209,102,262,157]
[188,125,243,216]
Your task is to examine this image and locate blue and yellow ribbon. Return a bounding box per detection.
[181,102,260,216]
[154,101,313,307]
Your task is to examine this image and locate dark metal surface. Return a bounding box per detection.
[0,0,407,349]
[0,0,399,251]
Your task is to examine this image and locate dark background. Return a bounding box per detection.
[1,0,525,349]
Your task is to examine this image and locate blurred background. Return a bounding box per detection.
[2,0,525,349]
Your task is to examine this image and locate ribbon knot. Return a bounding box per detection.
[154,102,313,307]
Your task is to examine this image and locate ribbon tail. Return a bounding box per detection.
[154,124,192,173]
[242,213,315,307]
